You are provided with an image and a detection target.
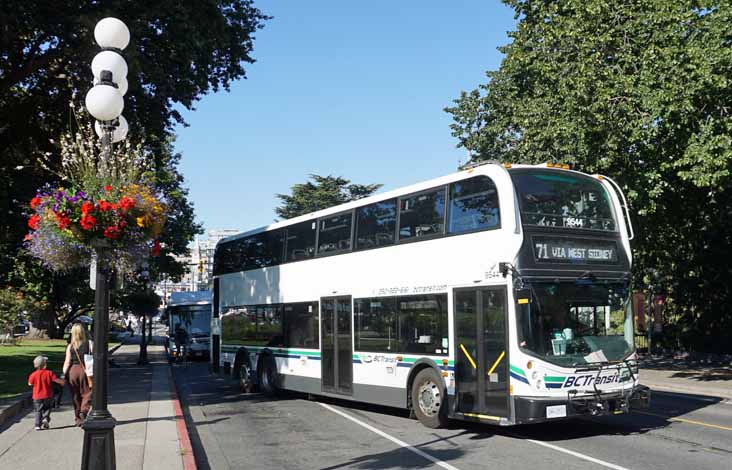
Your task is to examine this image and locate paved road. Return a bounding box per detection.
[173,363,732,470]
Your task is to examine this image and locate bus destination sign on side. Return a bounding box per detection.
[533,237,618,264]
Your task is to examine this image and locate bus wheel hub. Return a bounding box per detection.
[418,381,441,416]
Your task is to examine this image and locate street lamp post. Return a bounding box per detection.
[81,17,131,470]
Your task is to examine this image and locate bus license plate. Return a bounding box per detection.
[546,405,567,418]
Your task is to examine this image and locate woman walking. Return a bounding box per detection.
[63,323,92,426]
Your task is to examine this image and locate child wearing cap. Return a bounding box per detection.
[28,355,65,430]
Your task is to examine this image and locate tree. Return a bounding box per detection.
[445,1,732,351]
[275,175,382,220]
[1,1,269,324]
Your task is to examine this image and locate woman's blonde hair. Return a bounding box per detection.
[70,323,88,349]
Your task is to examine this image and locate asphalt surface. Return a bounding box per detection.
[173,363,732,470]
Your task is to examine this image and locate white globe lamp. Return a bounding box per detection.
[95,116,129,143]
[94,17,130,50]
[91,50,128,82]
[117,77,128,96]
[85,85,124,121]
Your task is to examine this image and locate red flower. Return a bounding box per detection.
[30,196,42,209]
[28,214,40,230]
[103,226,120,239]
[97,200,114,212]
[55,213,71,230]
[104,185,113,192]
[80,214,97,230]
[81,201,94,215]
[152,240,161,257]
[24,233,32,241]
[119,197,135,212]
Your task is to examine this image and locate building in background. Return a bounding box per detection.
[154,228,239,304]
[192,229,239,290]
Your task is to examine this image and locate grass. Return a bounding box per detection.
[0,339,68,400]
[0,338,122,401]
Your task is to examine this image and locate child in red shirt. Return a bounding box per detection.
[28,356,65,430]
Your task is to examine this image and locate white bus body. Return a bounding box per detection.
[212,163,649,427]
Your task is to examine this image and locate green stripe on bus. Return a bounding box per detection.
[544,376,565,383]
[509,365,526,377]
[220,345,320,356]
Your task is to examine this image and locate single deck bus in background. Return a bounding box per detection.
[210,163,650,427]
[166,291,212,360]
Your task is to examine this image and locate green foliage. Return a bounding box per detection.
[445,0,732,352]
[275,175,382,220]
[117,287,160,316]
[1,1,268,319]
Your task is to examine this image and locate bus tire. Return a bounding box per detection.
[411,368,448,429]
[234,353,255,393]
[258,354,279,396]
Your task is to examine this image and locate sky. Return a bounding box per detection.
[174,1,517,238]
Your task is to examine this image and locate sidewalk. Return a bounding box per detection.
[639,358,732,400]
[0,339,188,469]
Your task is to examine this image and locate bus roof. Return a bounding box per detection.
[218,162,517,246]
[168,291,212,307]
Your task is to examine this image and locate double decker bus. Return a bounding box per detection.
[211,163,650,427]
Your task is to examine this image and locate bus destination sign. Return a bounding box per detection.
[533,237,618,264]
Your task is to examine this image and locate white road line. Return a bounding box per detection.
[319,403,460,470]
[518,436,633,470]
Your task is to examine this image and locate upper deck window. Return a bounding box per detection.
[286,221,317,261]
[398,188,446,240]
[317,212,353,254]
[355,199,397,250]
[510,170,617,232]
[448,176,500,234]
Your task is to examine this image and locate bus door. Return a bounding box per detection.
[320,296,353,395]
[454,287,509,418]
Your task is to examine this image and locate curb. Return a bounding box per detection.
[169,366,198,470]
[0,392,32,429]
[0,341,127,430]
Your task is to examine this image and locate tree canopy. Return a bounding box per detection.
[445,0,732,351]
[1,1,269,335]
[275,175,382,220]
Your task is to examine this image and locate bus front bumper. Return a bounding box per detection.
[514,385,651,424]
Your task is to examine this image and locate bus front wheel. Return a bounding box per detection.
[411,368,448,428]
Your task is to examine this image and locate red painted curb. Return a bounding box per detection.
[169,368,197,470]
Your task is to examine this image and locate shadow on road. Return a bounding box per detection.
[172,361,728,469]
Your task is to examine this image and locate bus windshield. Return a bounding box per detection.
[510,170,617,232]
[169,305,211,337]
[516,282,634,367]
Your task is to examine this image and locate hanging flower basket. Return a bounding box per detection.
[25,183,165,273]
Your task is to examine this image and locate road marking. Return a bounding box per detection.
[319,403,460,470]
[634,410,732,431]
[513,435,633,470]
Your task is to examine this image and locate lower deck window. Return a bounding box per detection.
[355,293,448,355]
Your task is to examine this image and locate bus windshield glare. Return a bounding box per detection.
[511,170,617,232]
[517,282,634,366]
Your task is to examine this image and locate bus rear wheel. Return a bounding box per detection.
[258,355,279,396]
[411,368,448,428]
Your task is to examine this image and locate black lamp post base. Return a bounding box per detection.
[81,413,117,469]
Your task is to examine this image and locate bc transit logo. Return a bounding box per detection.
[563,373,626,388]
